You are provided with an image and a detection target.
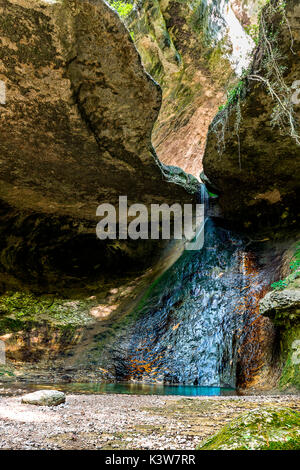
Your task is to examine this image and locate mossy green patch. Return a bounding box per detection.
[207,42,233,87]
[279,324,300,391]
[0,365,15,378]
[272,243,300,291]
[197,407,300,450]
[0,291,96,333]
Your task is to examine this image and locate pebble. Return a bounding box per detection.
[0,393,299,450]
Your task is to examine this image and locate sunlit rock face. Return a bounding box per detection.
[203,0,300,234]
[0,0,197,289]
[123,0,260,177]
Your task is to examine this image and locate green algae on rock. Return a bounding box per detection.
[121,0,246,176]
[260,287,300,392]
[197,407,300,450]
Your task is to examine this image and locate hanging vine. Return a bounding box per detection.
[211,0,300,162]
[248,0,300,145]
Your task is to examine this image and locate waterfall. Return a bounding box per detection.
[110,187,275,388]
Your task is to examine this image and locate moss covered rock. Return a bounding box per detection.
[197,407,300,450]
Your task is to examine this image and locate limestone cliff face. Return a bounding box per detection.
[203,0,300,234]
[0,0,197,289]
[0,0,196,219]
[122,0,262,177]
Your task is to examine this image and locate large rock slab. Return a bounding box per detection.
[21,390,66,406]
[260,288,300,321]
[0,0,197,288]
[0,0,194,221]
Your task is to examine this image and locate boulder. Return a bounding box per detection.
[197,407,300,450]
[21,390,66,406]
[260,288,300,322]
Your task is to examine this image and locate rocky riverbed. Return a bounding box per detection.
[0,393,299,450]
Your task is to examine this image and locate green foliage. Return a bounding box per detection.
[207,190,218,198]
[0,366,14,377]
[271,243,300,291]
[244,23,260,45]
[271,279,289,291]
[111,1,133,18]
[220,80,245,111]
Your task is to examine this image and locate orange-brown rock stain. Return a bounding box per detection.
[236,252,274,389]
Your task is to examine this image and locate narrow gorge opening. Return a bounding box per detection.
[114,0,260,178]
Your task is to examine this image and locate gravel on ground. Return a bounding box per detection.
[0,393,299,450]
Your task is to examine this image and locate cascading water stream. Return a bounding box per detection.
[109,187,277,388]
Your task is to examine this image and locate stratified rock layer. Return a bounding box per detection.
[260,288,300,320]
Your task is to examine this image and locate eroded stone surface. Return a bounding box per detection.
[21,390,66,406]
[260,289,300,318]
[0,0,195,220]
